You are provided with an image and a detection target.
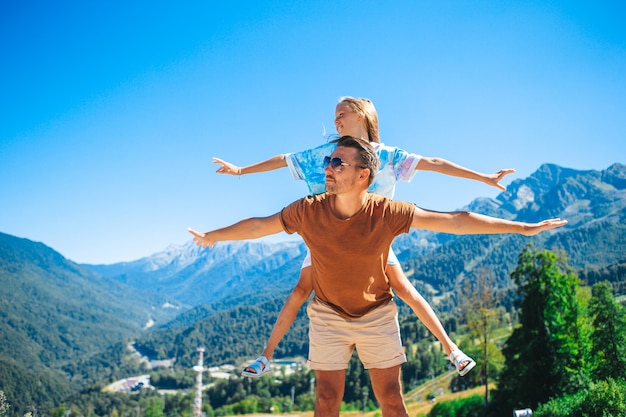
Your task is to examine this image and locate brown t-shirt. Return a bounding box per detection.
[279,193,415,318]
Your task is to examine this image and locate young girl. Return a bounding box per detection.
[214,97,515,378]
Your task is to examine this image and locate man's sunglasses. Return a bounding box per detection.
[323,156,364,172]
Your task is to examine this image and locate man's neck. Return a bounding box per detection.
[330,190,369,220]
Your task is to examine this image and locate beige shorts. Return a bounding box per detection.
[306,297,407,371]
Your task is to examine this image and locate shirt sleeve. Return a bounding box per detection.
[385,199,416,235]
[285,143,336,195]
[391,147,421,183]
[279,199,303,235]
[369,143,422,198]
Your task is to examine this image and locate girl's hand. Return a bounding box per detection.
[486,168,516,190]
[213,157,241,176]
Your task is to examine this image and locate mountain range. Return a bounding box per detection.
[1,162,625,412]
[86,163,626,311]
[86,239,307,309]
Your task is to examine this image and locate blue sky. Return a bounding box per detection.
[1,1,625,264]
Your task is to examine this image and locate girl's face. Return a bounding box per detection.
[334,102,364,137]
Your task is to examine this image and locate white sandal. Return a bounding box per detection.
[450,349,476,376]
[242,356,271,378]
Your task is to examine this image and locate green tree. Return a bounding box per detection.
[534,378,626,417]
[491,247,588,412]
[588,281,626,381]
[144,396,165,417]
[461,269,502,406]
[427,394,485,417]
[0,391,10,417]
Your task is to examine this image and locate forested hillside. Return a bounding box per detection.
[135,295,310,367]
[0,233,177,412]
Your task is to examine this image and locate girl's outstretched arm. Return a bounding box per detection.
[416,157,515,191]
[213,154,288,176]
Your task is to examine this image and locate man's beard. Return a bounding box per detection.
[325,182,338,194]
[325,177,355,194]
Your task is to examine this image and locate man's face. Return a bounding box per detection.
[324,146,363,194]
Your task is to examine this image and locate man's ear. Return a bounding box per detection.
[358,168,371,183]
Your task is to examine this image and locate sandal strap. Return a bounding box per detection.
[256,356,269,367]
[449,349,465,362]
[449,349,476,376]
[244,356,270,373]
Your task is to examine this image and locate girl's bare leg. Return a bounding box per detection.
[386,263,457,356]
[244,266,313,372]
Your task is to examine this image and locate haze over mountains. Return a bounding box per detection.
[1,162,625,411]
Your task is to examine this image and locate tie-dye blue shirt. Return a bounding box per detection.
[285,142,421,198]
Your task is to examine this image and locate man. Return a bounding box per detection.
[188,136,566,417]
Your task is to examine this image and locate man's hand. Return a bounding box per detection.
[187,214,284,249]
[522,218,568,236]
[188,228,216,249]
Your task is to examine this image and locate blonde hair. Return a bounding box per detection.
[338,96,380,143]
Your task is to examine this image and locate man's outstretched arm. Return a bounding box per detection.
[188,213,283,249]
[411,207,567,236]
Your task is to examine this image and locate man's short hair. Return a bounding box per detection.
[335,136,379,185]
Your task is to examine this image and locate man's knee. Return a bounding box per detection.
[375,388,407,417]
[368,366,407,413]
[316,383,342,404]
[314,388,342,416]
[376,389,405,406]
[373,380,403,401]
[314,371,344,414]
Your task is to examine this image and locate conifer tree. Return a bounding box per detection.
[462,269,502,406]
[491,247,587,412]
[589,281,626,381]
